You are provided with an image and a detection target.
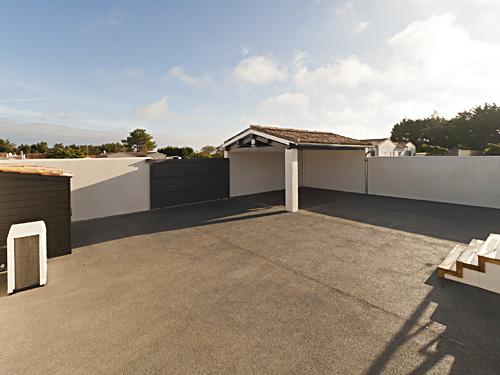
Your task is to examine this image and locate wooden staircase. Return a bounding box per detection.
[437,234,500,294]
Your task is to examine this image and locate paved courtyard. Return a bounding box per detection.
[1,189,499,374]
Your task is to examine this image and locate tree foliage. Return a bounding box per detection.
[157,146,195,158]
[421,144,449,156]
[122,128,156,152]
[197,145,224,158]
[101,142,126,153]
[0,127,226,160]
[158,145,224,159]
[391,103,500,152]
[483,143,500,155]
[32,142,49,153]
[46,144,85,159]
[0,138,16,153]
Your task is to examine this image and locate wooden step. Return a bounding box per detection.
[457,239,484,269]
[437,244,466,278]
[477,233,500,273]
[478,234,500,259]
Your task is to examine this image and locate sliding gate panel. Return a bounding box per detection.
[150,159,229,208]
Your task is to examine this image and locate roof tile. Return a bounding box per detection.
[250,125,369,146]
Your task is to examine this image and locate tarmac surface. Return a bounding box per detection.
[1,188,499,374]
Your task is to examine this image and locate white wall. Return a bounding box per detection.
[368,156,500,209]
[229,151,285,196]
[303,150,366,193]
[0,158,150,221]
[377,139,397,157]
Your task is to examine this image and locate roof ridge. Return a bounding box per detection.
[223,125,372,147]
[250,124,352,137]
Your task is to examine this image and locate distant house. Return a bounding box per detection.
[0,152,19,160]
[362,138,416,157]
[394,142,416,156]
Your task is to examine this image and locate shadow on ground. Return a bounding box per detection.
[240,188,500,243]
[72,198,286,248]
[239,188,500,373]
[366,272,500,374]
[69,188,500,372]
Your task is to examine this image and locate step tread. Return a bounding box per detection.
[438,244,466,272]
[478,233,500,260]
[457,239,484,266]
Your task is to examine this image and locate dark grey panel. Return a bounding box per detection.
[151,173,228,193]
[150,159,229,208]
[0,172,72,269]
[151,159,229,178]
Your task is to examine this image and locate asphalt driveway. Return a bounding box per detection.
[0,189,499,374]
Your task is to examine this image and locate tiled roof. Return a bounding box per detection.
[250,125,370,146]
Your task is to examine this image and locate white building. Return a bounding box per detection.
[362,138,416,157]
[222,125,372,212]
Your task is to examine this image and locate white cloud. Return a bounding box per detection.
[86,7,124,30]
[331,1,370,34]
[0,105,74,121]
[353,20,370,33]
[254,93,313,127]
[231,55,288,86]
[123,68,144,79]
[240,46,250,56]
[165,66,211,88]
[333,1,355,16]
[294,55,374,88]
[0,98,46,103]
[242,12,500,139]
[263,92,310,109]
[135,97,169,120]
[380,14,500,111]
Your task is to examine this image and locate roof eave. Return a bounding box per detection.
[295,142,373,150]
[221,128,292,149]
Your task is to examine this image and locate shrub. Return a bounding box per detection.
[421,144,449,156]
[483,143,500,155]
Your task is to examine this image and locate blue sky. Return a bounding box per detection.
[1,0,500,147]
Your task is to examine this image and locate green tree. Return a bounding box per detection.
[101,142,125,153]
[157,146,194,158]
[449,103,500,150]
[46,144,84,159]
[31,141,49,153]
[193,145,224,158]
[122,129,156,152]
[391,103,500,152]
[483,143,500,155]
[390,118,430,151]
[17,144,31,155]
[421,144,449,156]
[0,139,16,153]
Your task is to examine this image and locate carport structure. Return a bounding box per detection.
[222,125,372,212]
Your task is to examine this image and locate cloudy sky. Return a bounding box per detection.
[1,0,499,147]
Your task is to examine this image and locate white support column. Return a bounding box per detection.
[285,148,299,212]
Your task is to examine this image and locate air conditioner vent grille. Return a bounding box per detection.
[14,235,40,290]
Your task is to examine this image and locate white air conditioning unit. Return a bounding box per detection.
[7,221,47,294]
